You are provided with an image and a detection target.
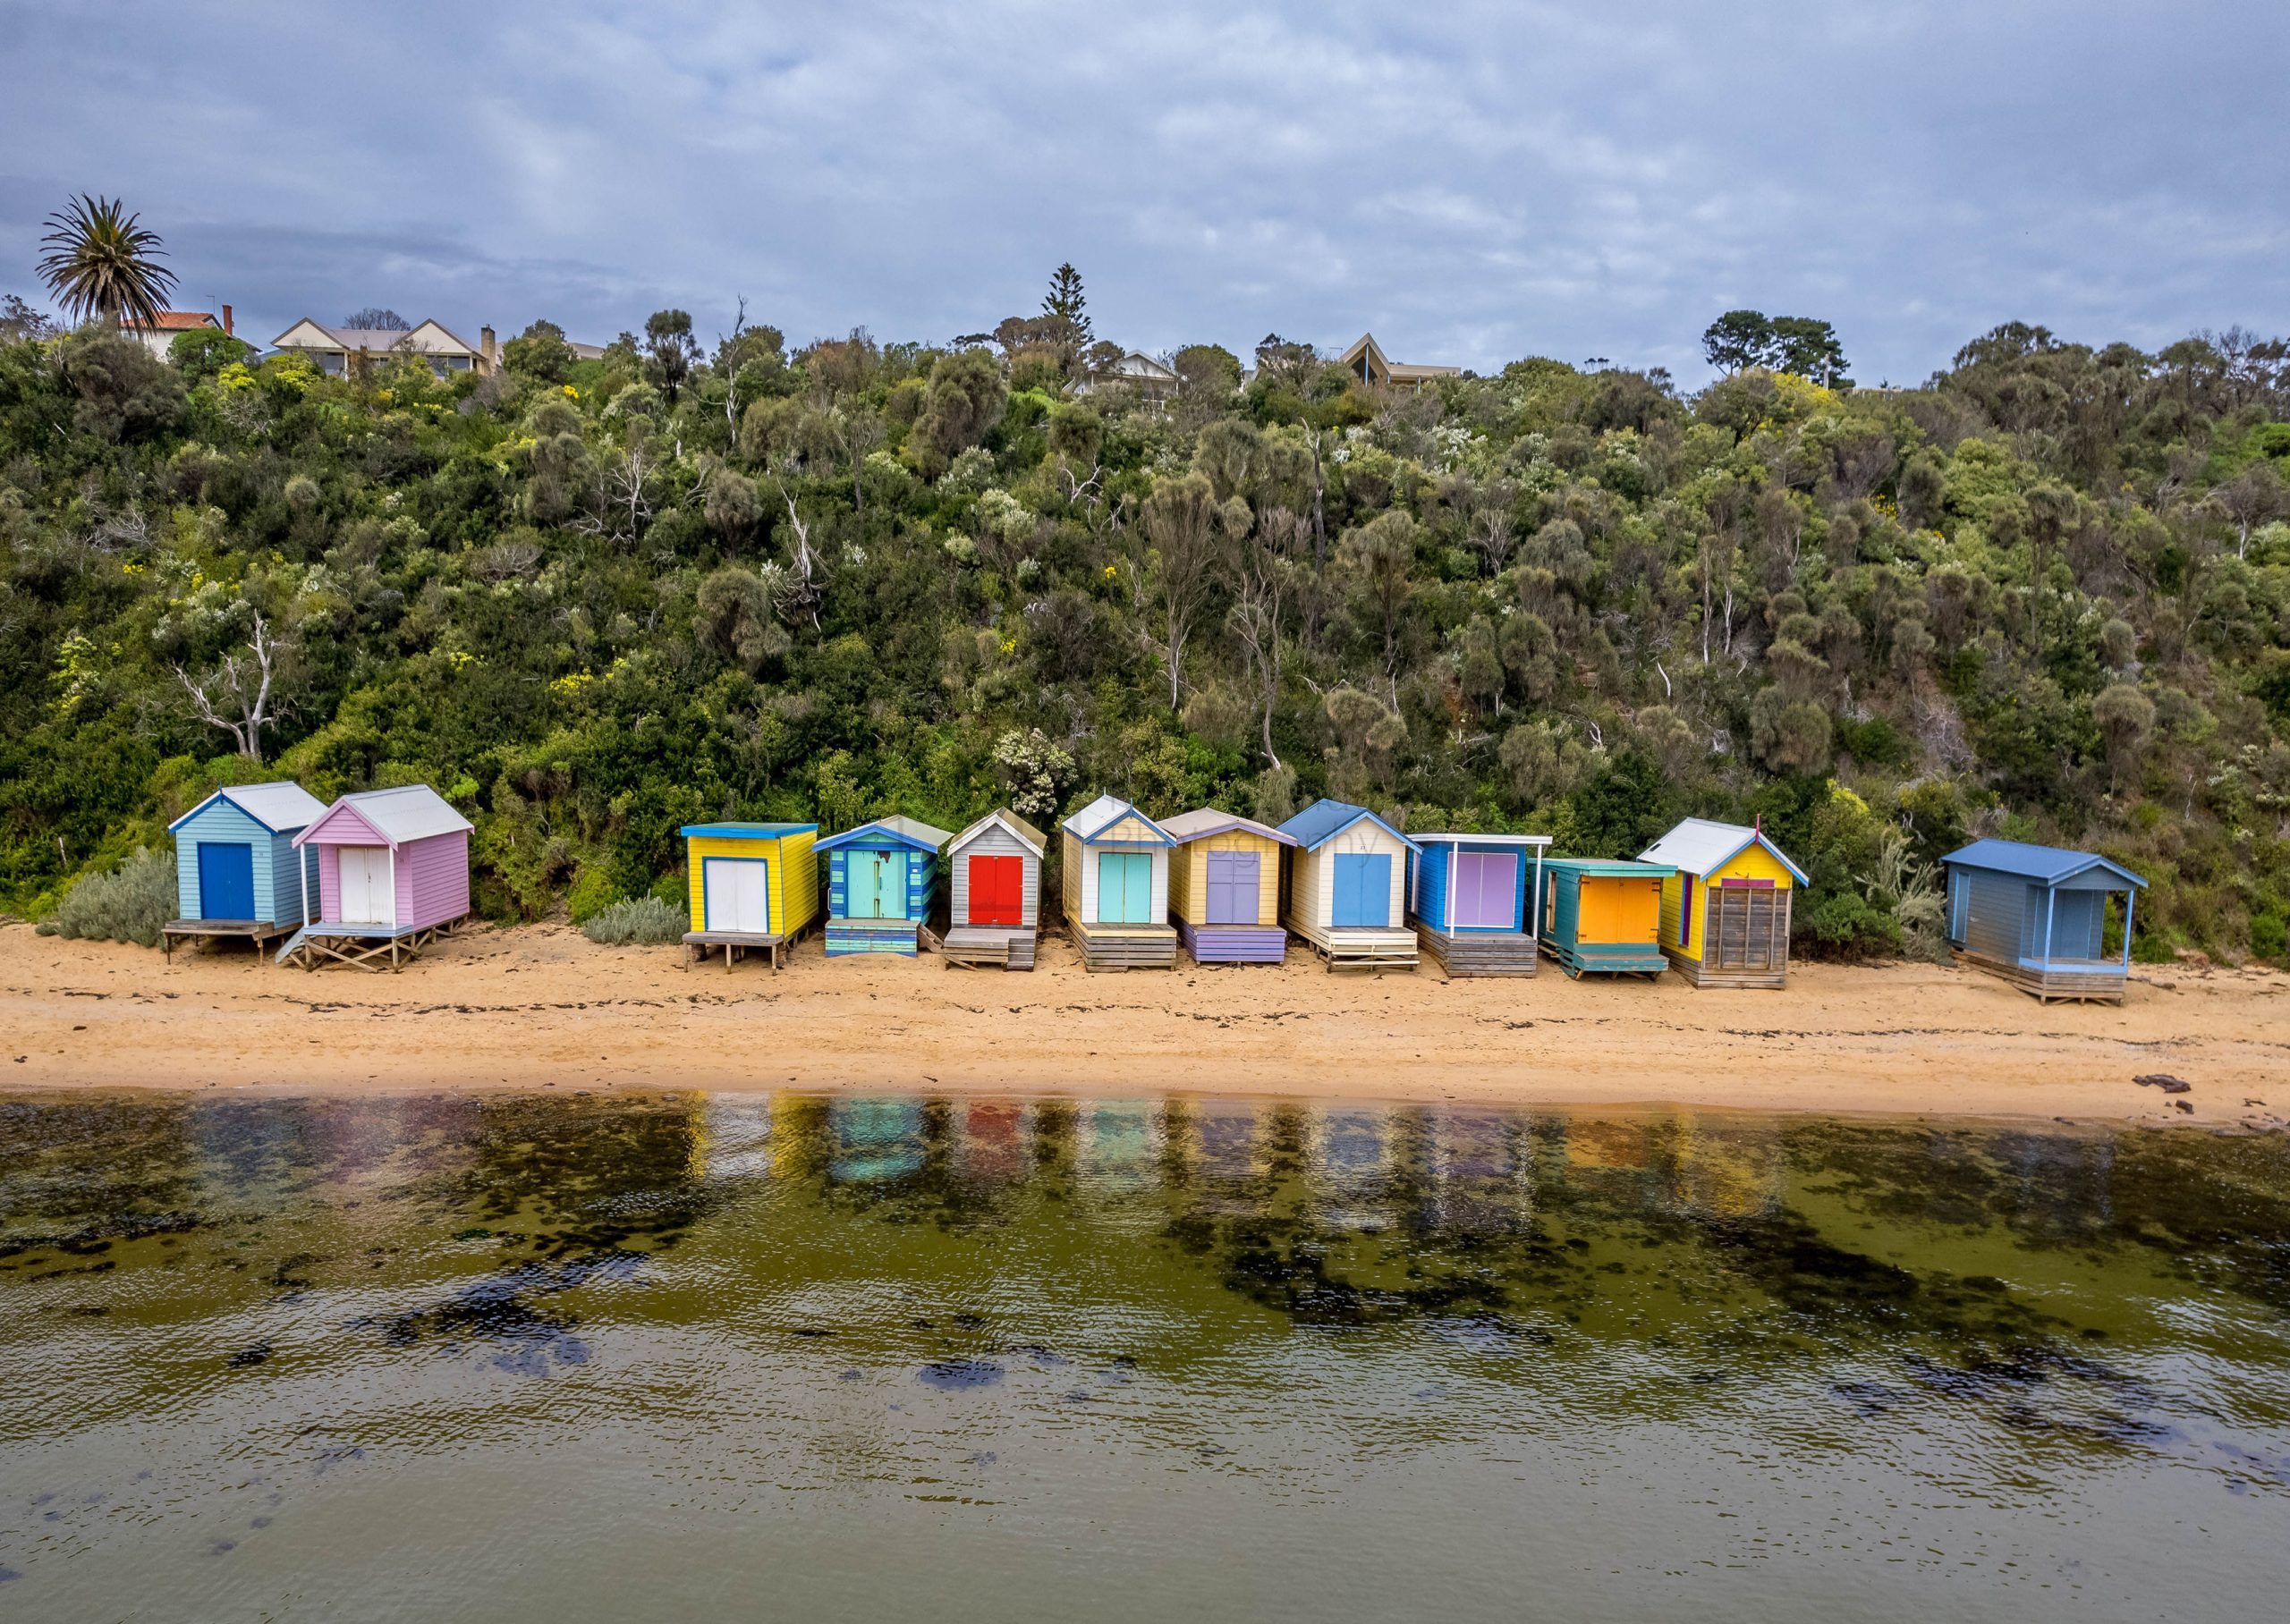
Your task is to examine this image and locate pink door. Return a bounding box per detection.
[1454,851,1516,928]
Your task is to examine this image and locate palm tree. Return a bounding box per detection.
[38,194,178,333]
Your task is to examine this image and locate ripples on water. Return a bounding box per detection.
[1,1092,2286,1622]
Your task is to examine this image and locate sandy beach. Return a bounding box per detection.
[1,921,2283,1126]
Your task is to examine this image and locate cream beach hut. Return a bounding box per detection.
[1160,808,1295,964]
[1275,799,1423,970]
[1059,793,1179,970]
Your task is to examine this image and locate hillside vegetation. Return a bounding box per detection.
[2,299,2286,962]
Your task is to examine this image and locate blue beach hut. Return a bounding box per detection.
[1276,799,1423,970]
[1941,839,2146,1003]
[162,781,327,958]
[814,816,954,957]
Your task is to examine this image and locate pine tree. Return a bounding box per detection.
[1042,263,1091,349]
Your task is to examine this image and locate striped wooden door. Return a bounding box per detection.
[1204,850,1258,924]
[967,855,1022,926]
[1705,884,1784,969]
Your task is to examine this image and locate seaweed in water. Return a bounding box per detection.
[918,1358,1004,1390]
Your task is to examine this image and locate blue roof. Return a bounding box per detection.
[1942,838,2145,889]
[1275,799,1422,853]
[680,822,819,838]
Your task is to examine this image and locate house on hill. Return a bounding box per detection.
[122,306,236,360]
[272,318,497,377]
[1336,333,1462,393]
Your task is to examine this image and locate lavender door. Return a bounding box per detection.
[1453,850,1517,928]
[1204,850,1259,925]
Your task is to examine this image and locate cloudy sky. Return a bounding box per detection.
[2,1,2282,385]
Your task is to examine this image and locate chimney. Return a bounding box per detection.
[481,326,496,368]
[221,304,233,335]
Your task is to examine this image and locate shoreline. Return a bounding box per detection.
[2,922,2284,1129]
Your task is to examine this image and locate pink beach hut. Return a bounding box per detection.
[280,785,473,970]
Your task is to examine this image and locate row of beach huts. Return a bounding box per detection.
[158,781,2148,1002]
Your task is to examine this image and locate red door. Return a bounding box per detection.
[968,855,1022,926]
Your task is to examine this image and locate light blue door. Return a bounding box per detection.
[847,850,894,918]
[198,842,256,920]
[1097,851,1153,924]
[1331,852,1391,927]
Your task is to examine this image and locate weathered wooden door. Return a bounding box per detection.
[967,855,1022,926]
[1204,850,1259,925]
[703,858,769,934]
[1097,851,1152,924]
[338,846,394,926]
[1331,853,1391,928]
[1705,884,1783,970]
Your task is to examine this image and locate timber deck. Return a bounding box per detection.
[276,918,457,973]
[1176,919,1288,964]
[1069,919,1179,971]
[1285,916,1421,972]
[1955,947,2128,1004]
[162,918,293,960]
[1662,944,1787,989]
[1539,936,1667,980]
[824,918,924,957]
[683,925,802,971]
[940,926,1037,970]
[1411,918,1539,977]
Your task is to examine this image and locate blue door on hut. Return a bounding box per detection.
[1097,851,1153,924]
[1331,853,1391,927]
[1204,850,1258,925]
[197,842,256,920]
[845,850,896,918]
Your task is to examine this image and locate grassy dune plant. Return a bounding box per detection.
[37,847,175,947]
[580,895,685,946]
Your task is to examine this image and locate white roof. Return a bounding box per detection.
[1412,831,1553,848]
[168,781,327,833]
[1061,793,1174,842]
[1158,808,1296,845]
[1638,817,1806,883]
[950,808,1047,856]
[335,784,474,843]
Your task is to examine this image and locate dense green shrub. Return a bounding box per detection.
[35,847,174,947]
[581,895,685,946]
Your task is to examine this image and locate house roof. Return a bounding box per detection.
[298,784,473,847]
[813,816,954,854]
[1158,808,1299,846]
[1639,817,1809,885]
[1336,332,1463,385]
[680,821,819,839]
[272,319,484,357]
[1543,857,1675,877]
[1941,838,2146,889]
[129,311,225,333]
[1412,831,1554,850]
[1276,799,1423,853]
[1062,793,1175,844]
[167,781,327,834]
[949,808,1047,857]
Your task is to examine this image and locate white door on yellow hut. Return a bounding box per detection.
[704,859,769,934]
[338,847,394,926]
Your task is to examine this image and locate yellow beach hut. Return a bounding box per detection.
[681,821,820,970]
[1637,817,1807,988]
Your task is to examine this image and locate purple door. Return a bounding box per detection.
[1204,850,1260,925]
[1454,850,1517,928]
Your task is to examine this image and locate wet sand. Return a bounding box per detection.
[2,922,2283,1127]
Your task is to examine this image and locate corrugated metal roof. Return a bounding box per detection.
[168,781,327,834]
[1061,793,1174,844]
[680,821,819,838]
[1942,838,2145,888]
[950,808,1047,856]
[1275,799,1422,853]
[814,816,953,854]
[1411,830,1553,848]
[1543,857,1675,877]
[1158,808,1297,845]
[1639,817,1809,884]
[337,785,475,842]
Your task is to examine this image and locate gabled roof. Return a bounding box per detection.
[1640,817,1808,885]
[1544,857,1675,877]
[1942,838,2146,889]
[129,311,225,333]
[680,821,818,839]
[814,816,954,854]
[297,784,474,847]
[1061,793,1175,844]
[272,319,484,357]
[1412,830,1554,849]
[167,781,327,834]
[1158,808,1298,846]
[1276,799,1422,853]
[949,808,1047,856]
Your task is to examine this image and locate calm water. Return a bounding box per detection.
[1,1093,2286,1622]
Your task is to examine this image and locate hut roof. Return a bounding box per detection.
[1412,831,1553,849]
[297,784,473,847]
[1639,817,1808,884]
[814,816,954,854]
[1158,808,1298,846]
[1941,838,2145,888]
[1061,793,1175,844]
[950,808,1047,856]
[1276,799,1422,853]
[1543,857,1675,877]
[678,821,820,838]
[167,781,326,834]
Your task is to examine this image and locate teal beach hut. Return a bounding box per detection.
[162,781,327,958]
[815,816,954,957]
[1537,857,1675,978]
